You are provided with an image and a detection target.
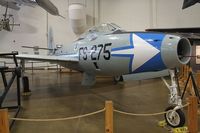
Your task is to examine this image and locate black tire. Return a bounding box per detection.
[22,76,30,93]
[164,106,185,128]
[113,76,124,84]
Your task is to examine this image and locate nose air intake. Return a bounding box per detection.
[161,35,192,68]
[177,38,191,64]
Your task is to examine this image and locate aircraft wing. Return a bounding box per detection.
[5,54,79,62]
[0,0,20,10]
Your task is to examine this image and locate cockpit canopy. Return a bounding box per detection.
[87,23,121,33]
[78,23,124,40]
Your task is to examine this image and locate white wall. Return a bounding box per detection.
[100,0,200,30]
[47,0,76,52]
[0,0,200,54]
[156,0,200,28]
[100,0,152,31]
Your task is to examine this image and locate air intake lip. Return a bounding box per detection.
[161,35,192,69]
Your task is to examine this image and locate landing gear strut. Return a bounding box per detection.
[164,69,185,128]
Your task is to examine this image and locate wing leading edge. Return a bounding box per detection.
[14,54,79,62]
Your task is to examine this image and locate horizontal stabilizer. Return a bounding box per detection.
[22,46,54,51]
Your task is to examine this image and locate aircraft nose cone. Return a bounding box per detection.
[161,35,192,68]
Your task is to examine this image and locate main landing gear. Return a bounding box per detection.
[113,75,124,84]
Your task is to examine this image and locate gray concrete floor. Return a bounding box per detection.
[1,70,199,133]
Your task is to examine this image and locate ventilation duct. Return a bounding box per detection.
[68,3,87,34]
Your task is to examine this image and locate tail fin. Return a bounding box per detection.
[48,27,55,55]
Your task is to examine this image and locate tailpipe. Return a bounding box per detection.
[161,35,192,68]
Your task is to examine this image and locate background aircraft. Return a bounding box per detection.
[0,0,62,31]
[182,0,200,9]
[0,0,60,16]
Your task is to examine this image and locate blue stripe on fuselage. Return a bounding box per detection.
[132,33,166,73]
[111,33,134,73]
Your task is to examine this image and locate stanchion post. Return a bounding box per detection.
[188,96,198,133]
[188,68,195,96]
[31,62,33,74]
[105,101,113,133]
[0,109,10,133]
[196,71,200,89]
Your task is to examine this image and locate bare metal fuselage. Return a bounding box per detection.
[63,32,191,77]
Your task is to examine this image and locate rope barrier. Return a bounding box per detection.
[10,108,105,122]
[114,110,167,116]
[114,103,189,117]
[9,103,191,122]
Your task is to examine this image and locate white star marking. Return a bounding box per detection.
[111,34,160,72]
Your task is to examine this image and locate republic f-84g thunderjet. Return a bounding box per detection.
[4,23,195,127]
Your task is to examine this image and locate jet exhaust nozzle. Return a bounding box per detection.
[161,35,192,68]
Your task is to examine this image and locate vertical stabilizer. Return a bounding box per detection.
[48,27,54,55]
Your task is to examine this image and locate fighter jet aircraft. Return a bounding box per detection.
[182,0,200,9]
[0,0,60,16]
[2,23,198,128]
[16,23,192,85]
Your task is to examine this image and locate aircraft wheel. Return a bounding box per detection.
[164,106,185,128]
[113,76,123,84]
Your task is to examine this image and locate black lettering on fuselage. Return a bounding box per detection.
[79,43,112,61]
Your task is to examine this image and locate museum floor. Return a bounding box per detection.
[1,70,199,133]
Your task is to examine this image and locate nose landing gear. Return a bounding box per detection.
[164,69,186,128]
